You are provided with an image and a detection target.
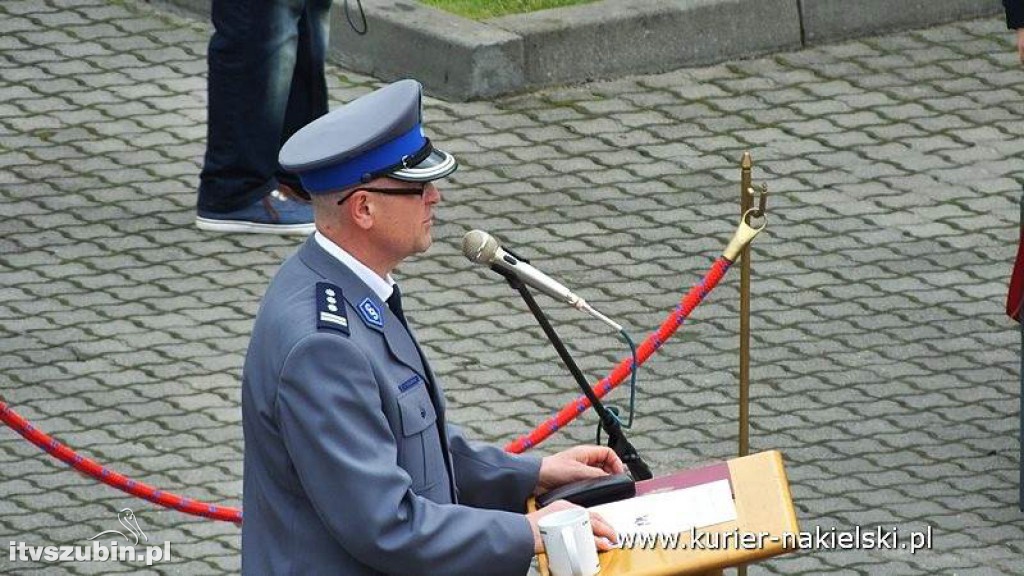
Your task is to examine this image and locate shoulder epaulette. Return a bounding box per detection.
[315,282,349,336]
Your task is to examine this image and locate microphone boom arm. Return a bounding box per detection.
[492,265,653,481]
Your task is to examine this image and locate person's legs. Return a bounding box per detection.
[197,0,319,233]
[277,0,332,195]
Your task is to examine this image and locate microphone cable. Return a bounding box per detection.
[597,329,639,445]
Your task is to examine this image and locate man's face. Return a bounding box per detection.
[364,177,441,261]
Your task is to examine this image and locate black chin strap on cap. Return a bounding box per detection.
[359,139,434,184]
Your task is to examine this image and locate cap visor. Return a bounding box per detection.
[390,148,457,182]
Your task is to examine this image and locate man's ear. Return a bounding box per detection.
[347,190,375,230]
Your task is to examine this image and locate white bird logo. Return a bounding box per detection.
[88,508,148,546]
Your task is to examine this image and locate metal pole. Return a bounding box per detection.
[737,153,753,576]
[739,152,752,460]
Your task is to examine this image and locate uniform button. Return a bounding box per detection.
[325,288,336,297]
[327,296,337,305]
[328,304,338,312]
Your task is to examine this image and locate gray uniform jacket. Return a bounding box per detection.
[241,237,542,575]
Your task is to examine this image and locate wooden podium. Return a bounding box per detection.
[534,450,799,576]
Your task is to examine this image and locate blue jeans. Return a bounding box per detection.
[198,0,332,213]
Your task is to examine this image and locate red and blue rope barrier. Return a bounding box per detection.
[0,211,764,522]
[505,255,733,453]
[504,210,764,453]
[0,398,242,523]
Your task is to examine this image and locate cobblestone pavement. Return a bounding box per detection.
[2,1,1023,574]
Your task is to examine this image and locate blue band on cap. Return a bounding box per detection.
[298,124,426,194]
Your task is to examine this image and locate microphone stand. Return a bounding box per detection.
[493,265,653,481]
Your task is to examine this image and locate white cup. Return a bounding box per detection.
[538,507,601,576]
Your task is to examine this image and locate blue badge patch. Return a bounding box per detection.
[398,375,422,393]
[316,283,349,336]
[358,297,384,329]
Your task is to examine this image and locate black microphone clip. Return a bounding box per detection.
[600,411,652,480]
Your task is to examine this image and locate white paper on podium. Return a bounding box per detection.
[590,479,737,535]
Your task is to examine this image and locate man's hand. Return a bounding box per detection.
[534,445,625,496]
[525,500,619,554]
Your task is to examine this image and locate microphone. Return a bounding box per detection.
[463,229,651,480]
[461,230,622,332]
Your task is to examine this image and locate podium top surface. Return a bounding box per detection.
[535,450,799,576]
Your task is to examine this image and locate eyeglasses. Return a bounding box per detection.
[337,183,427,205]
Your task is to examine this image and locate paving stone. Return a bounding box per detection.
[1,2,1022,575]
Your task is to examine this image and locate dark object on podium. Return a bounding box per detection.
[536,474,636,509]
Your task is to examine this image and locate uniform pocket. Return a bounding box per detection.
[396,384,441,491]
[398,382,436,436]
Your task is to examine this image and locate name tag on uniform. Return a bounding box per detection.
[398,375,422,393]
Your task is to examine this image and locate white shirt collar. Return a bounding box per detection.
[314,231,395,301]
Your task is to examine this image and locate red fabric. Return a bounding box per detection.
[1010,223,1024,322]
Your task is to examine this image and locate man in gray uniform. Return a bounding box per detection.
[241,79,623,575]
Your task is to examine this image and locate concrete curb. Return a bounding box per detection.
[490,0,802,89]
[159,0,1003,101]
[331,1,524,99]
[799,0,1003,45]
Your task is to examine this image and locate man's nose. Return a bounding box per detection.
[424,182,441,204]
